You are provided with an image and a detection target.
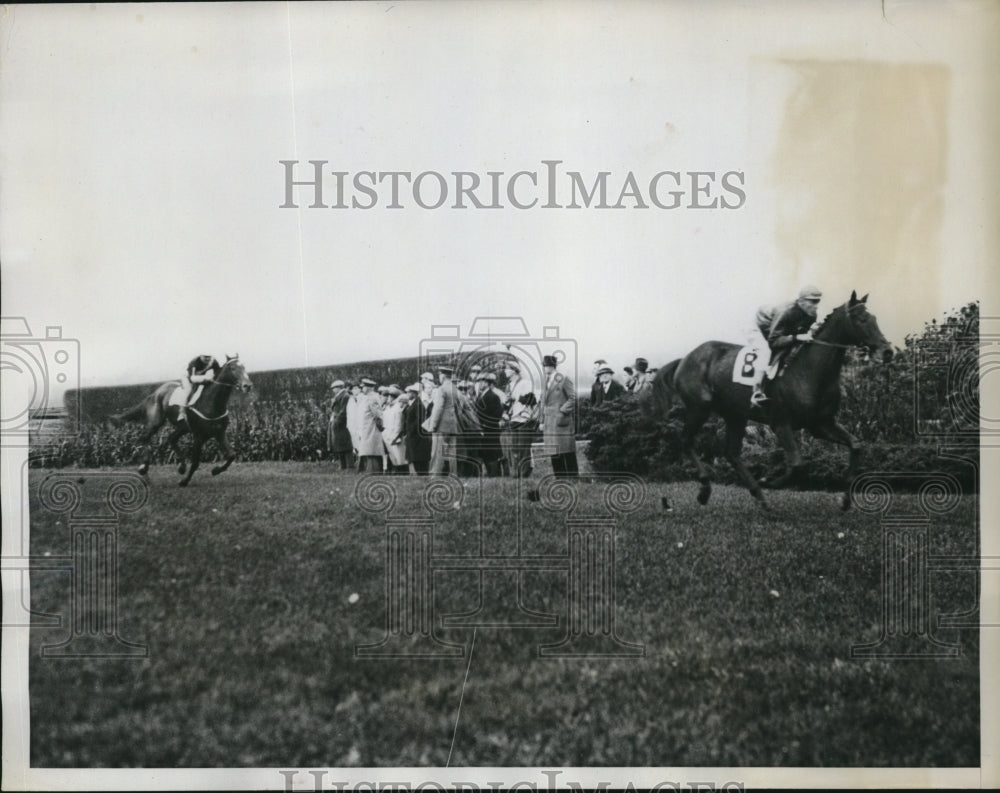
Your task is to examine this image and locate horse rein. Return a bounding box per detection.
[808,305,865,350]
[186,361,244,421]
[199,361,246,389]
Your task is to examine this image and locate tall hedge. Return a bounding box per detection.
[35,303,979,485]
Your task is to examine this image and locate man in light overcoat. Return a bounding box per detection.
[541,355,578,478]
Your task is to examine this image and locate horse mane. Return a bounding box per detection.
[812,300,862,338]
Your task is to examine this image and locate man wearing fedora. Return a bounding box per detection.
[541,355,578,478]
[327,379,354,469]
[631,357,652,395]
[591,365,625,407]
[426,364,460,475]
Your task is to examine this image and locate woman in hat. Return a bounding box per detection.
[503,359,537,478]
[327,380,354,469]
[381,386,409,474]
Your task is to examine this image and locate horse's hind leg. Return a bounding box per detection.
[681,408,713,505]
[137,423,164,476]
[167,426,188,475]
[211,434,235,476]
[179,439,203,487]
[723,419,766,506]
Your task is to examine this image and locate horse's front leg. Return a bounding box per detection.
[179,438,203,487]
[211,433,235,476]
[809,420,860,511]
[761,422,805,489]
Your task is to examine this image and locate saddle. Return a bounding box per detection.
[167,383,204,408]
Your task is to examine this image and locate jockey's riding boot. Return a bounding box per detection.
[177,406,188,424]
[750,386,768,407]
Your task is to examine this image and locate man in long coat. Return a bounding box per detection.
[403,383,432,475]
[591,366,625,407]
[474,372,504,476]
[357,376,384,473]
[327,380,354,469]
[427,365,459,475]
[541,355,578,478]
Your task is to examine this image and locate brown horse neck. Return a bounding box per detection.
[196,369,238,416]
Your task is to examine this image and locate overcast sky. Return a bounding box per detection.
[2,2,997,396]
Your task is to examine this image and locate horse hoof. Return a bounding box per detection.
[526,489,540,502]
[177,464,187,475]
[661,497,674,513]
[840,493,851,511]
[138,467,148,476]
[178,480,188,488]
[697,489,711,506]
[211,467,223,476]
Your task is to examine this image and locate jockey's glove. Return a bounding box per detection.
[796,333,813,342]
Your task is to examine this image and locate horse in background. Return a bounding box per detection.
[111,355,253,486]
[651,292,893,510]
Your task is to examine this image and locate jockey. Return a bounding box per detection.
[750,285,822,406]
[178,354,221,423]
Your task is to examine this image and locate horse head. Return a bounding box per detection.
[221,354,254,392]
[840,292,894,363]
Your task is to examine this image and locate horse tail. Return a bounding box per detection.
[109,401,148,428]
[645,359,683,420]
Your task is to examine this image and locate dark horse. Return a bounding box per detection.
[651,292,893,510]
[111,355,253,486]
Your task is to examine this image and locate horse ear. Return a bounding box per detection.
[850,290,858,305]
[860,293,869,303]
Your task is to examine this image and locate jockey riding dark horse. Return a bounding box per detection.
[178,354,222,424]
[111,354,252,486]
[750,285,823,406]
[652,291,893,510]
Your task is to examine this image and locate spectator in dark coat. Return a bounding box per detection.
[474,373,504,476]
[591,366,625,407]
[403,383,432,474]
[327,380,354,469]
[589,359,609,405]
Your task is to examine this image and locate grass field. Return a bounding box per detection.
[28,463,979,768]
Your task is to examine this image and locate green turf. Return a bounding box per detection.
[27,463,979,767]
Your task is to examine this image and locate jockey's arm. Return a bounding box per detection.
[767,312,804,350]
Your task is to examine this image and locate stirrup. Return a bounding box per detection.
[750,391,768,407]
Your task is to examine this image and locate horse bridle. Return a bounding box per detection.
[205,360,246,389]
[809,304,865,350]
